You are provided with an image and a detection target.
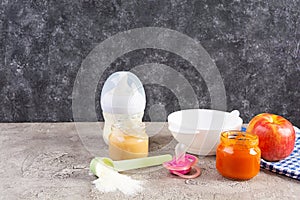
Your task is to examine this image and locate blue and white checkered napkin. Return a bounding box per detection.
[242,126,300,180]
[260,126,300,180]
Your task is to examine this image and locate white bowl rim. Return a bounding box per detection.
[168,108,239,120]
[168,125,242,134]
[167,109,243,134]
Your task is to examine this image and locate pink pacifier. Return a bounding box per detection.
[163,143,201,179]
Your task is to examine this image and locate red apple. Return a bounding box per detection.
[246,113,295,161]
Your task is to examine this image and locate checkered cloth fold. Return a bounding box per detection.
[242,126,300,180]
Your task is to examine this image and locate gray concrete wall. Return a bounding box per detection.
[0,0,299,126]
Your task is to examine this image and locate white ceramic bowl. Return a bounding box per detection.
[167,109,243,155]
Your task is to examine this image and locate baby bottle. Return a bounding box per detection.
[100,71,146,145]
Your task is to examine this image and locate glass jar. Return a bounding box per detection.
[216,131,261,180]
[109,122,148,161]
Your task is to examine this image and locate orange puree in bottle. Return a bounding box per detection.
[109,123,148,161]
[216,131,261,180]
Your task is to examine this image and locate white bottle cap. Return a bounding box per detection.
[101,71,146,115]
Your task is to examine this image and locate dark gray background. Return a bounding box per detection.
[0,0,299,126]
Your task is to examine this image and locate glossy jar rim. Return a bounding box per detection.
[220,131,259,147]
[111,121,147,138]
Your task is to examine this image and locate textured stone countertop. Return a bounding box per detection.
[1,123,299,200]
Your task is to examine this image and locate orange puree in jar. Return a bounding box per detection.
[216,131,261,180]
[109,122,148,161]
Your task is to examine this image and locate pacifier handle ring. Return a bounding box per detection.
[171,165,201,179]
